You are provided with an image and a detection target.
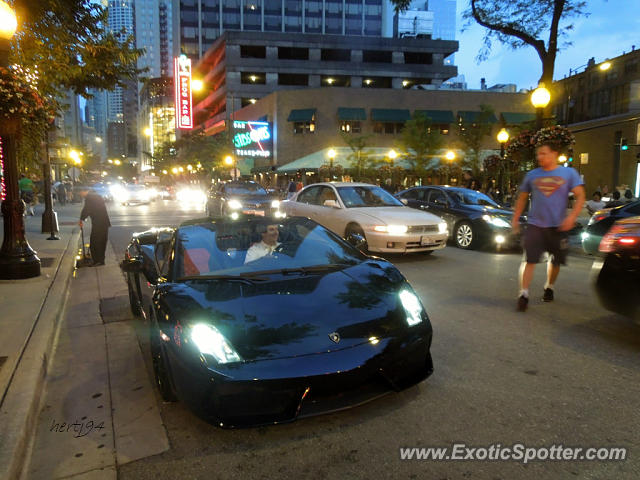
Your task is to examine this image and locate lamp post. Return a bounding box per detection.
[224,155,235,180]
[327,148,336,180]
[0,1,41,279]
[444,150,456,184]
[531,83,551,131]
[41,131,59,240]
[497,128,509,201]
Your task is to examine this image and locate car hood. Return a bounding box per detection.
[355,206,443,225]
[460,204,513,217]
[228,194,271,204]
[157,261,422,362]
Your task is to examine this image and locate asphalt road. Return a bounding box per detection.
[107,200,640,480]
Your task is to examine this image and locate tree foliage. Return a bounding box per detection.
[389,0,590,84]
[398,112,443,180]
[340,132,375,180]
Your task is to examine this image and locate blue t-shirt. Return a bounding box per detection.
[520,167,583,228]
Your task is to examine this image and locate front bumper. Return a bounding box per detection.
[168,328,433,427]
[366,231,448,253]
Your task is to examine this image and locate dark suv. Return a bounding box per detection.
[205,181,280,217]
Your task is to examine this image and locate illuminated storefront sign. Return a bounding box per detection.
[174,55,193,129]
[232,121,272,158]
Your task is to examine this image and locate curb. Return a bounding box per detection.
[0,227,81,480]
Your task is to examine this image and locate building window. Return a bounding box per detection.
[294,121,315,134]
[321,48,350,62]
[374,122,403,134]
[278,73,308,86]
[340,121,361,133]
[240,45,266,58]
[278,47,309,60]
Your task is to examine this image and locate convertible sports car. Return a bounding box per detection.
[121,214,434,427]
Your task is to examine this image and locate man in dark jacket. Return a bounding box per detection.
[78,186,111,266]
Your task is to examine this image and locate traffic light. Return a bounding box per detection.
[568,156,573,163]
[621,138,629,151]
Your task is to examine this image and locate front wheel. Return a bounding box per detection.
[454,221,475,249]
[127,274,142,317]
[150,315,177,402]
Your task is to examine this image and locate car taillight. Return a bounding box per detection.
[599,224,640,252]
[589,211,610,225]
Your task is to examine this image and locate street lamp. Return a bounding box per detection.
[497,128,510,200]
[599,61,611,71]
[327,148,336,180]
[224,155,235,180]
[114,159,121,166]
[444,150,456,184]
[95,136,102,143]
[531,83,551,131]
[0,1,41,279]
[143,127,152,137]
[387,149,397,167]
[192,79,204,92]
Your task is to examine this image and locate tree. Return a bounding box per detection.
[5,1,144,168]
[165,131,230,171]
[457,104,496,180]
[340,132,374,180]
[464,0,589,85]
[398,112,443,182]
[389,0,589,85]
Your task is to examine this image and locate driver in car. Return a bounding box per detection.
[244,224,280,264]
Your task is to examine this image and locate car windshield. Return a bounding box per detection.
[449,190,499,207]
[225,184,267,195]
[336,186,404,208]
[174,217,363,279]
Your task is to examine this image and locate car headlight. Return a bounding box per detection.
[438,222,447,234]
[228,199,242,210]
[399,289,423,326]
[190,323,241,364]
[482,215,510,228]
[374,225,408,234]
[271,200,280,208]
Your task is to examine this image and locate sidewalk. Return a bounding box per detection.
[0,203,82,480]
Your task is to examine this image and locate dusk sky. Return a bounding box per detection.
[454,0,638,91]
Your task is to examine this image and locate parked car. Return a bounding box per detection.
[282,182,448,254]
[206,181,280,217]
[591,216,640,321]
[120,214,434,427]
[395,186,524,250]
[582,200,640,255]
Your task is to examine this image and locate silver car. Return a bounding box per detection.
[283,182,448,254]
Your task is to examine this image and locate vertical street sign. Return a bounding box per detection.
[174,55,193,130]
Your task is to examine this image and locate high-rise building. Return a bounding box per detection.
[85,90,108,160]
[174,0,389,60]
[136,0,174,78]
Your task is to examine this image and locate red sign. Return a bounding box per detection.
[174,56,193,129]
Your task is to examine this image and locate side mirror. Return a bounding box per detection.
[120,256,143,273]
[323,199,340,208]
[346,233,367,251]
[400,198,408,205]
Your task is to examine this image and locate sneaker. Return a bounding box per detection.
[543,288,554,302]
[517,295,529,312]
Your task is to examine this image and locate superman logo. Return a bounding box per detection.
[533,176,566,197]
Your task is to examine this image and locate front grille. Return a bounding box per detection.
[407,225,439,234]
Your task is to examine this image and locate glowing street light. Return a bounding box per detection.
[69,150,82,165]
[178,166,184,173]
[445,150,456,161]
[114,159,122,166]
[531,83,551,131]
[187,164,193,171]
[0,1,18,42]
[162,169,168,175]
[144,127,152,137]
[224,155,233,166]
[599,61,611,71]
[327,148,336,179]
[558,154,568,164]
[95,136,102,143]
[497,128,509,145]
[171,167,178,174]
[192,79,204,91]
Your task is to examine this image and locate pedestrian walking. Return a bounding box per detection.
[18,173,36,216]
[511,141,586,312]
[78,185,111,266]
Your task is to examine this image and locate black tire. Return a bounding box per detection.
[150,314,178,402]
[345,224,369,253]
[454,221,475,249]
[127,274,142,317]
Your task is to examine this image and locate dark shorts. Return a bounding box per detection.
[522,225,569,265]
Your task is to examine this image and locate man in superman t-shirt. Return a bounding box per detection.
[511,141,585,312]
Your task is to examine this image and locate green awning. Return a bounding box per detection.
[501,112,536,124]
[337,107,367,121]
[414,110,455,124]
[457,110,498,124]
[287,108,316,122]
[371,108,411,122]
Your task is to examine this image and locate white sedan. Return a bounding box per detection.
[283,182,448,254]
